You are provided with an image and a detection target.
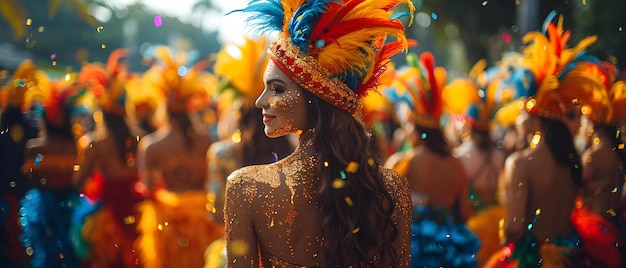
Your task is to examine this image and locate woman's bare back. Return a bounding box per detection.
[141,126,212,192]
[582,143,624,216]
[507,147,577,242]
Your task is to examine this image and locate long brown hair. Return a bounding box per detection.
[305,91,398,267]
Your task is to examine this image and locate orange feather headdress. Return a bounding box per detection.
[141,46,215,113]
[516,13,601,120]
[231,0,415,121]
[78,48,130,115]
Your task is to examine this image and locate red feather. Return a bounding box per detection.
[309,1,346,41]
[547,23,562,58]
[420,52,438,114]
[319,19,404,45]
[356,40,405,95]
[106,48,129,76]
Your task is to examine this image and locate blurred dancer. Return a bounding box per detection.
[136,47,222,268]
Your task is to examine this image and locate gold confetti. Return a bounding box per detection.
[332,178,345,189]
[482,1,488,6]
[535,208,541,215]
[606,209,616,217]
[231,239,249,256]
[37,26,44,33]
[619,144,625,150]
[295,129,303,136]
[123,216,136,224]
[52,61,57,66]
[367,158,374,166]
[619,26,623,32]
[344,196,353,207]
[26,18,32,26]
[231,129,242,143]
[101,43,107,49]
[346,161,359,173]
[73,165,80,172]
[97,26,104,33]
[593,137,600,145]
[323,161,329,167]
[157,224,163,230]
[352,227,360,234]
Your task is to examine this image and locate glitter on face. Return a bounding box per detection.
[256,61,308,138]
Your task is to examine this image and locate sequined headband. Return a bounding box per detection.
[268,36,362,116]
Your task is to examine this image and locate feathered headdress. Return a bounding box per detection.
[142,46,215,113]
[78,48,130,115]
[444,59,516,130]
[42,78,95,128]
[575,61,626,126]
[516,12,600,119]
[384,52,447,129]
[1,59,49,110]
[232,0,415,120]
[214,36,269,108]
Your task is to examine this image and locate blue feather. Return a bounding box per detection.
[558,53,601,80]
[512,68,536,98]
[228,0,285,34]
[541,10,558,35]
[289,0,331,54]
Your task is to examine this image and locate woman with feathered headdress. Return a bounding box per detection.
[567,61,625,268]
[71,48,147,268]
[382,52,480,267]
[486,12,608,267]
[17,66,95,268]
[444,57,517,265]
[134,46,223,268]
[226,0,414,266]
[204,35,297,268]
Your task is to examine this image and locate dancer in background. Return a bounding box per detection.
[572,61,624,268]
[19,72,93,268]
[386,52,479,267]
[487,14,605,267]
[445,58,515,265]
[136,47,222,268]
[225,0,413,266]
[72,49,147,267]
[0,60,43,267]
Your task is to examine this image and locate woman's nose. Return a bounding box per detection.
[255,90,268,109]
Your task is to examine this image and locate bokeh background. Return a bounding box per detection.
[1,0,625,78]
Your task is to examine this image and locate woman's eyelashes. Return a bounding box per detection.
[269,85,285,94]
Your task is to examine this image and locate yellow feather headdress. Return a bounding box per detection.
[142,46,216,113]
[1,59,49,110]
[443,58,517,130]
[214,36,269,108]
[232,0,415,121]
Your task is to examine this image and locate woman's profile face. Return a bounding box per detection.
[255,61,308,138]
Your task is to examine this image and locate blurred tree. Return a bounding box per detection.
[0,0,221,73]
[572,0,626,69]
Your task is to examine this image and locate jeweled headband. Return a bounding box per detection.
[232,0,415,119]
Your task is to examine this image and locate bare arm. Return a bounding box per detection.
[206,143,226,225]
[137,138,158,192]
[504,157,528,244]
[225,171,259,267]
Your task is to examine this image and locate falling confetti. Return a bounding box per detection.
[97,26,103,33]
[231,239,249,256]
[332,178,345,189]
[619,26,623,32]
[34,154,43,166]
[346,162,359,173]
[339,170,347,179]
[344,196,353,206]
[431,13,438,20]
[273,152,279,162]
[502,33,511,43]
[26,18,32,26]
[231,129,242,143]
[482,1,488,6]
[154,16,163,27]
[101,43,106,49]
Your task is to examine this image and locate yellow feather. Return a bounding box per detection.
[281,0,306,35]
[0,0,28,38]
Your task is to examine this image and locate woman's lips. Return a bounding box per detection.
[263,113,276,123]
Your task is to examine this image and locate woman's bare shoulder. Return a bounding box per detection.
[227,164,281,188]
[380,167,410,195]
